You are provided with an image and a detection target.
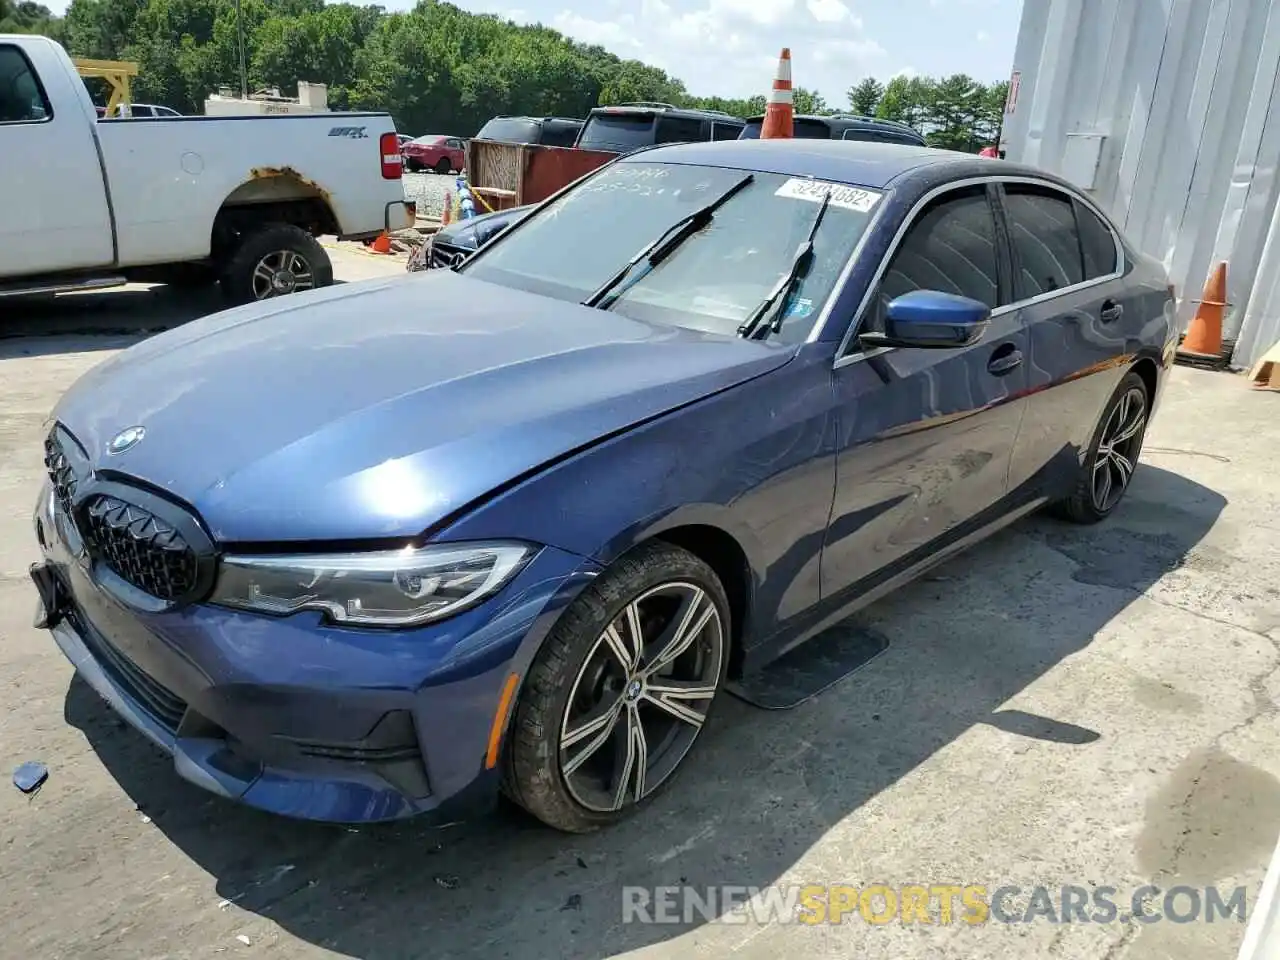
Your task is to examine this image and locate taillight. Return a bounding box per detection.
[380,132,402,180]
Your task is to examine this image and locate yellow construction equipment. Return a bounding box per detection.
[72,58,139,117]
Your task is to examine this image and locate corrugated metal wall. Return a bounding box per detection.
[1000,0,1280,368]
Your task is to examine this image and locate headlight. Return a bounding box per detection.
[209,541,534,627]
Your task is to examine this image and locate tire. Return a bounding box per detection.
[406,159,421,173]
[433,157,452,175]
[1049,370,1150,524]
[502,541,731,833]
[218,222,332,307]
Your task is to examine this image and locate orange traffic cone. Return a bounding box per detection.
[441,190,453,226]
[370,231,392,255]
[760,48,794,140]
[1178,260,1227,359]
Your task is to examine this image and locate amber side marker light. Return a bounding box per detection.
[485,672,521,769]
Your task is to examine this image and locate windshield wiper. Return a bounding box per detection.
[582,173,755,310]
[738,187,833,340]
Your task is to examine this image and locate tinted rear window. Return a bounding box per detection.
[577,113,656,152]
[739,117,833,140]
[475,118,542,143]
[540,121,581,147]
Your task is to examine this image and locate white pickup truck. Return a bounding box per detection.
[0,35,412,304]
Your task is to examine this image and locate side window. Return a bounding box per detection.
[711,121,740,141]
[655,116,704,143]
[543,123,577,147]
[1075,199,1119,279]
[447,138,463,149]
[862,185,1001,336]
[1003,183,1085,299]
[0,45,52,123]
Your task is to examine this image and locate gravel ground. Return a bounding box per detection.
[401,170,455,219]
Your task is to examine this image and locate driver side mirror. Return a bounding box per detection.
[859,290,991,349]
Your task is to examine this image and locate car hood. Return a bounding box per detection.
[52,272,791,544]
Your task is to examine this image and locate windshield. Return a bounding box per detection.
[461,161,883,343]
[411,135,445,145]
[475,118,541,143]
[576,113,656,152]
[739,118,834,140]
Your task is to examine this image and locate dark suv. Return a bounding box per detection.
[473,116,584,147]
[739,113,926,145]
[574,103,745,153]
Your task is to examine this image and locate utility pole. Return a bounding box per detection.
[234,0,247,100]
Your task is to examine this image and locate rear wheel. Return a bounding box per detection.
[434,157,452,174]
[218,222,332,306]
[1050,370,1149,523]
[502,541,730,833]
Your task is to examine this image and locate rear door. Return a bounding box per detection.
[0,41,113,276]
[996,180,1133,494]
[824,181,1028,595]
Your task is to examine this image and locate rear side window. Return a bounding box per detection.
[577,113,656,151]
[710,121,741,141]
[866,185,1001,334]
[656,116,704,143]
[0,45,51,123]
[1075,200,1119,279]
[1003,184,1085,298]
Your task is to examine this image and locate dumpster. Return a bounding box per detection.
[464,140,617,212]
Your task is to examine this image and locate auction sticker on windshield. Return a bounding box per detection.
[774,178,882,213]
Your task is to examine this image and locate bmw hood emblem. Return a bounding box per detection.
[106,425,145,455]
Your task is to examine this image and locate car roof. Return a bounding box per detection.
[589,103,744,122]
[617,139,1055,191]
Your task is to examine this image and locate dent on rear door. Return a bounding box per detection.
[1000,183,1133,495]
[823,183,1029,598]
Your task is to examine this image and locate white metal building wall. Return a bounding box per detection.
[1000,0,1280,368]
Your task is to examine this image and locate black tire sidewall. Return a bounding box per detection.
[434,158,452,174]
[219,222,333,306]
[1071,370,1150,521]
[503,541,732,833]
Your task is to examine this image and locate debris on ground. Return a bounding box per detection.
[235,934,251,946]
[12,761,48,795]
[434,875,460,890]
[561,894,583,911]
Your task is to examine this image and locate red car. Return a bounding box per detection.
[402,135,466,174]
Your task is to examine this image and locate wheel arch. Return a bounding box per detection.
[596,509,760,679]
[211,169,340,260]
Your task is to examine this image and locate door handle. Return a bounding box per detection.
[1100,300,1124,323]
[987,346,1023,376]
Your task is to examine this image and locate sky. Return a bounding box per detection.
[43,0,1024,106]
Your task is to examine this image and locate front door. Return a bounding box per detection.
[823,182,1029,597]
[0,42,114,277]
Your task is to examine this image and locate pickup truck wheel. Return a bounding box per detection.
[433,158,452,174]
[220,223,332,306]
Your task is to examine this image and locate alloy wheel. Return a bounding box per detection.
[1091,385,1147,512]
[251,250,315,300]
[558,581,724,813]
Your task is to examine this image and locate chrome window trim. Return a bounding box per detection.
[830,174,1126,370]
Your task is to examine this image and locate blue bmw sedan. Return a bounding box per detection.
[31,140,1177,833]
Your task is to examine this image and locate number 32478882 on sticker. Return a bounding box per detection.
[774,178,882,213]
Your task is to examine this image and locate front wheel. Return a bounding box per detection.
[502,541,730,833]
[219,222,333,306]
[1050,370,1150,523]
[433,157,452,174]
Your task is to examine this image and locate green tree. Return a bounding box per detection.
[847,77,882,116]
[22,0,1009,151]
